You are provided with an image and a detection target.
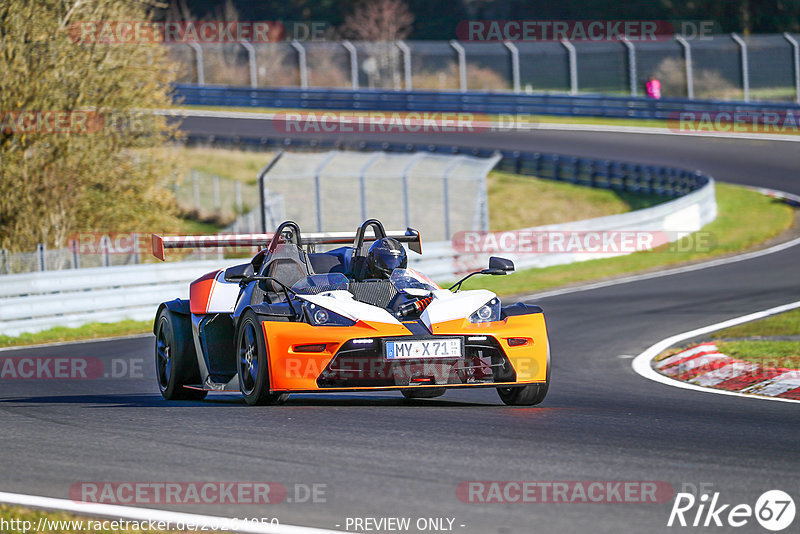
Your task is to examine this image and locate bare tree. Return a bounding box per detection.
[340,0,414,41]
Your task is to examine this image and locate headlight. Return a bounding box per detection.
[305,303,355,326]
[468,298,501,323]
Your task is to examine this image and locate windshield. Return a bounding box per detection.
[290,273,349,295]
[390,268,440,293]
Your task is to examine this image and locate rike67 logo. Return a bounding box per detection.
[668,490,795,531]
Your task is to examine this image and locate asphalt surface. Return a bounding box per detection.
[1,120,799,534]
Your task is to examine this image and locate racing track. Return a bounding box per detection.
[1,119,798,533]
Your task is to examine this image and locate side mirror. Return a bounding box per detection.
[224,263,254,283]
[484,256,514,275]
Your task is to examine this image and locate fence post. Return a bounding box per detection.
[101,236,111,267]
[133,233,140,265]
[675,36,694,99]
[441,157,464,239]
[313,152,338,232]
[731,33,750,102]
[192,170,200,211]
[450,40,467,92]
[70,239,79,269]
[257,151,285,232]
[400,153,425,229]
[784,33,800,104]
[235,181,243,214]
[187,42,204,85]
[396,41,412,90]
[37,243,46,271]
[358,153,382,222]
[503,41,521,93]
[621,37,637,97]
[1,248,7,274]
[213,175,221,212]
[240,41,258,88]
[342,40,359,90]
[560,39,578,95]
[290,40,308,88]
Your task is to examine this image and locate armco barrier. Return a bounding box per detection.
[174,84,800,121]
[0,260,238,337]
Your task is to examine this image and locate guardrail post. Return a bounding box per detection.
[37,243,46,271]
[560,39,578,95]
[132,233,140,264]
[450,40,467,92]
[192,170,200,210]
[290,40,308,88]
[1,248,8,274]
[621,37,637,97]
[313,152,338,232]
[504,41,521,93]
[240,41,258,88]
[257,151,285,232]
[396,41,412,90]
[731,33,750,102]
[358,153,382,222]
[675,36,694,99]
[784,33,800,104]
[187,42,204,85]
[342,40,359,90]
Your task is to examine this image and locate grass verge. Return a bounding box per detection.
[470,182,795,295]
[712,308,800,338]
[715,340,800,369]
[0,320,151,349]
[0,504,209,533]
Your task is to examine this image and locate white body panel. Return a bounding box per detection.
[298,291,402,325]
[205,271,240,313]
[420,289,496,329]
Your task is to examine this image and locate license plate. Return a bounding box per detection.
[385,338,463,360]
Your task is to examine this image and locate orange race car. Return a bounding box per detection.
[152,219,550,405]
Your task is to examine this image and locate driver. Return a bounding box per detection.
[365,237,407,279]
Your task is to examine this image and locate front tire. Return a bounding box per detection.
[497,341,550,406]
[154,308,207,401]
[236,310,289,406]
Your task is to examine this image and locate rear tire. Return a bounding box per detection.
[401,388,446,399]
[154,308,207,401]
[236,310,290,406]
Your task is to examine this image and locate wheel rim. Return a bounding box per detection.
[155,319,172,391]
[238,321,259,395]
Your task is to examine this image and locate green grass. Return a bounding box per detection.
[0,320,151,349]
[716,340,800,369]
[160,145,273,184]
[712,308,800,338]
[487,170,665,230]
[0,504,208,533]
[465,182,795,295]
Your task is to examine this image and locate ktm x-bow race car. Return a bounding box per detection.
[151,219,550,405]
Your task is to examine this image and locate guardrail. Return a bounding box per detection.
[0,260,237,337]
[174,84,800,121]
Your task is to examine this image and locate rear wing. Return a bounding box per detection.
[151,228,421,261]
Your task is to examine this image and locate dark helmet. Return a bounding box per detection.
[366,237,407,278]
